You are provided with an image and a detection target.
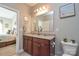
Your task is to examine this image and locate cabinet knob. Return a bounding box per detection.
[52,42,55,47]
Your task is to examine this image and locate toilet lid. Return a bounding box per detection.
[63,54,72,56]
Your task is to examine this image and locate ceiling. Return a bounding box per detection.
[26,3,37,7]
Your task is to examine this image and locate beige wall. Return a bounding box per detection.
[15,4,31,52]
[14,4,32,51]
[15,4,32,34]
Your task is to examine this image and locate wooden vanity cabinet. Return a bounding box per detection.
[23,35,54,56]
[23,36,32,55]
[40,39,50,56]
[32,38,40,56]
[32,37,50,56]
[32,42,40,56]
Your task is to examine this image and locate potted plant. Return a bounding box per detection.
[0,39,1,41]
[71,40,75,43]
[63,38,68,42]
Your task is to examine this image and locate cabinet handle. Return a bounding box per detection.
[51,42,55,47]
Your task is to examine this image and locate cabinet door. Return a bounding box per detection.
[40,44,50,56]
[32,42,40,56]
[23,36,28,52]
[27,39,32,54]
[39,39,50,56]
[23,36,32,55]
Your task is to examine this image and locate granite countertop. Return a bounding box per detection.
[23,33,55,40]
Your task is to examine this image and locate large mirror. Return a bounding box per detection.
[33,11,54,34]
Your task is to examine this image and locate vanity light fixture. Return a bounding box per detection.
[34,6,48,16]
[36,9,38,12]
[42,6,46,10]
[39,7,42,11]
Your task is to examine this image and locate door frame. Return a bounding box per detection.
[0,4,21,54]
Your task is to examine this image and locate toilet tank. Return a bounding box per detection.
[61,41,78,55]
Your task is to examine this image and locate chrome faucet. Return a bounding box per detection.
[38,26,42,35]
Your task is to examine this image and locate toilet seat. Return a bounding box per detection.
[62,54,72,56]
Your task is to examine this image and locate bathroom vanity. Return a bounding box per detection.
[23,9,54,56]
[23,34,55,56]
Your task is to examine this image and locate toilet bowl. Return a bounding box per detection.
[61,41,78,56]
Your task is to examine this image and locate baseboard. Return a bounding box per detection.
[55,51,62,56]
[16,49,24,55]
[19,49,24,53]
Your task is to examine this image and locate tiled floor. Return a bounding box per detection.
[0,44,16,56]
[18,52,31,56]
[0,44,30,56]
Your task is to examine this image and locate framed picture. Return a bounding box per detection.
[59,3,75,18]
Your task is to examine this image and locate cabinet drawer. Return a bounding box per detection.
[23,36,32,40]
[26,36,32,40]
[39,39,50,45]
[33,37,40,42]
[33,37,50,45]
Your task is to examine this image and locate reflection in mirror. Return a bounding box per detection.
[33,11,54,35]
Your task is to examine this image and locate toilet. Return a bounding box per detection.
[61,41,78,56]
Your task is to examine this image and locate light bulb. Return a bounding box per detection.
[24,17,28,21]
[39,7,42,11]
[36,9,38,12]
[42,6,46,10]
